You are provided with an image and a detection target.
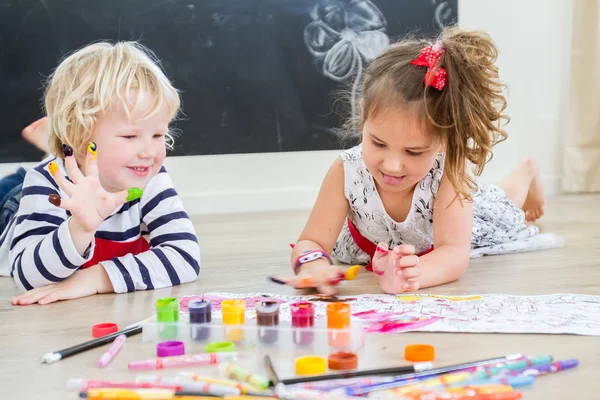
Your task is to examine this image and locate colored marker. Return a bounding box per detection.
[128,352,236,370]
[81,388,275,400]
[449,375,535,389]
[220,362,271,390]
[275,383,363,399]
[177,372,271,396]
[505,359,578,377]
[98,334,126,368]
[369,385,520,400]
[286,376,390,392]
[344,355,549,395]
[135,376,241,396]
[67,379,179,391]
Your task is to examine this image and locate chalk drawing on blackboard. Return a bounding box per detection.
[303,0,389,122]
[432,1,454,29]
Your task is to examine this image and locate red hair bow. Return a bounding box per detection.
[410,43,446,90]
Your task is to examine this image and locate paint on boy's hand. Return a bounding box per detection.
[48,162,58,175]
[48,193,61,207]
[62,144,73,157]
[87,142,97,159]
[126,188,143,202]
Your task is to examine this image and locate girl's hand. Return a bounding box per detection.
[48,142,143,235]
[372,243,421,294]
[10,264,114,306]
[274,260,347,295]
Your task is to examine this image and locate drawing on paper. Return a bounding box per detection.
[179,292,600,336]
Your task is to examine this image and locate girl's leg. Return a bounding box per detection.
[21,116,49,154]
[498,158,545,222]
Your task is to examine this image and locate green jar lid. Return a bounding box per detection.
[205,341,236,353]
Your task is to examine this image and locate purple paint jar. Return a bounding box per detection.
[188,299,211,341]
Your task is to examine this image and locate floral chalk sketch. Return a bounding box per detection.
[304,0,390,118]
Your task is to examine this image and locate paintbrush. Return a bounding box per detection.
[268,265,360,287]
[41,318,148,364]
[264,355,432,386]
[264,354,525,387]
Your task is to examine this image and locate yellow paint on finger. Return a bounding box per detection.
[87,141,97,160]
[48,162,58,175]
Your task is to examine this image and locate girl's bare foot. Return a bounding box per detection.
[499,158,546,222]
[522,159,545,222]
[21,117,49,154]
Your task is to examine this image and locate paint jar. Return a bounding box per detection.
[156,297,179,340]
[291,302,315,346]
[221,299,246,342]
[188,299,211,341]
[256,301,279,344]
[327,302,351,348]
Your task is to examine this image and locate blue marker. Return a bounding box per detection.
[451,375,535,388]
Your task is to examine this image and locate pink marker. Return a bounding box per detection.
[128,352,236,370]
[66,379,179,391]
[98,334,126,368]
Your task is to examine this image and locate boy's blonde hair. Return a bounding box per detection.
[45,41,180,158]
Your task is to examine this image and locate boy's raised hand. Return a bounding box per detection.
[372,242,421,294]
[48,142,143,236]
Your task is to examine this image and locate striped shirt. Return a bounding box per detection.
[0,156,201,293]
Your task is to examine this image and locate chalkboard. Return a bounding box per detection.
[0,0,457,163]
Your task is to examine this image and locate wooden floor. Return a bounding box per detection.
[0,194,599,399]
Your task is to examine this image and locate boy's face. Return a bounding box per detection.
[87,91,170,193]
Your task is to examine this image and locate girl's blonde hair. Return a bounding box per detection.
[347,26,508,201]
[45,41,180,158]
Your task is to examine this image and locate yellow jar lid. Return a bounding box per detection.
[295,356,327,376]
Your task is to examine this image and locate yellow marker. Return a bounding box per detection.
[88,141,97,159]
[84,388,271,400]
[48,162,58,175]
[85,388,174,400]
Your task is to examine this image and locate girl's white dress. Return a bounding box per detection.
[332,145,562,265]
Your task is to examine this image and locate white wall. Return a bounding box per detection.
[0,0,572,215]
[458,0,572,190]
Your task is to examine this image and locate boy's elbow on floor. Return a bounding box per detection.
[187,244,202,281]
[14,275,40,292]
